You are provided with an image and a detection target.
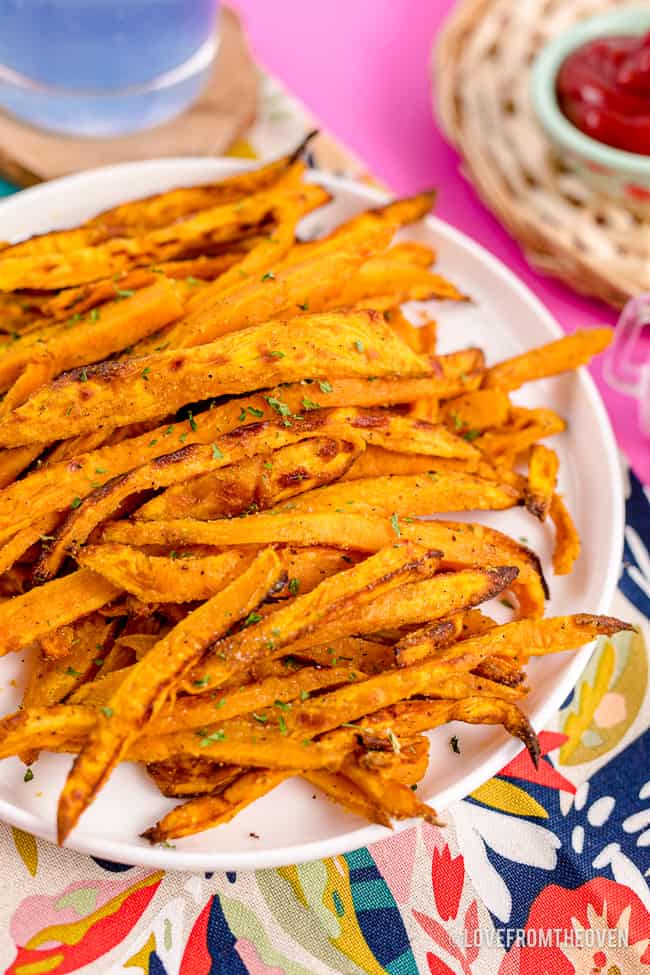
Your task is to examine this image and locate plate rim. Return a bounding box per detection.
[0,158,625,872]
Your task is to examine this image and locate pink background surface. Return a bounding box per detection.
[230,0,648,484]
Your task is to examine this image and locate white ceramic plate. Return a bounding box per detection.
[0,159,624,872]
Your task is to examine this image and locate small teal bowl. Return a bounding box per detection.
[531,6,650,208]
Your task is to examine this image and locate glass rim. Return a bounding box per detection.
[0,30,217,98]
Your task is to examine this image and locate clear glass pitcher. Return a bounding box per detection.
[604,294,650,439]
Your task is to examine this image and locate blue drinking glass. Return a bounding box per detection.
[0,0,219,137]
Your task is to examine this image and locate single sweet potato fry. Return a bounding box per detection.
[0,569,120,656]
[483,328,613,391]
[550,493,581,575]
[304,771,392,827]
[142,769,289,842]
[135,434,361,522]
[525,444,559,520]
[77,545,252,603]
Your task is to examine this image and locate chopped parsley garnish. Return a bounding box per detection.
[450,735,461,754]
[141,366,151,381]
[278,715,288,735]
[261,271,276,281]
[247,406,264,418]
[186,276,200,285]
[100,706,113,718]
[243,611,263,627]
[89,308,100,322]
[268,350,285,358]
[354,339,365,353]
[300,689,310,701]
[288,578,300,596]
[200,730,225,746]
[65,667,81,677]
[94,658,105,667]
[252,712,268,723]
[265,396,292,418]
[188,412,197,432]
[115,288,135,299]
[239,408,247,422]
[390,512,401,536]
[79,368,88,383]
[297,301,309,311]
[318,380,333,393]
[23,768,34,783]
[462,429,481,441]
[500,597,515,610]
[212,444,223,459]
[193,675,211,688]
[387,729,401,753]
[70,497,82,509]
[301,397,320,411]
[95,467,107,474]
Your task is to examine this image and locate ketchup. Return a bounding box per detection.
[556,31,650,154]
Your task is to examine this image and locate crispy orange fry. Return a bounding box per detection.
[147,758,242,799]
[525,444,559,520]
[284,472,520,515]
[441,389,510,434]
[38,420,364,578]
[483,328,613,391]
[77,545,252,603]
[550,493,581,575]
[342,763,440,825]
[0,177,325,291]
[0,280,184,393]
[0,569,119,656]
[304,771,392,827]
[0,311,430,447]
[56,548,284,842]
[477,407,566,463]
[142,769,289,842]
[0,513,60,575]
[341,446,479,480]
[135,435,361,521]
[166,234,391,349]
[4,148,310,258]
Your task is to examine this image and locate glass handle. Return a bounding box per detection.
[603,294,650,397]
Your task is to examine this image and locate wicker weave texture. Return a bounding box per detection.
[435,0,650,307]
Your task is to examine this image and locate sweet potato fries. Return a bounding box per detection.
[0,147,629,846]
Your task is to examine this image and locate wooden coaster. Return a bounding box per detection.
[435,0,647,308]
[0,6,258,187]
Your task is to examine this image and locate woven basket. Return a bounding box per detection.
[435,0,650,308]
